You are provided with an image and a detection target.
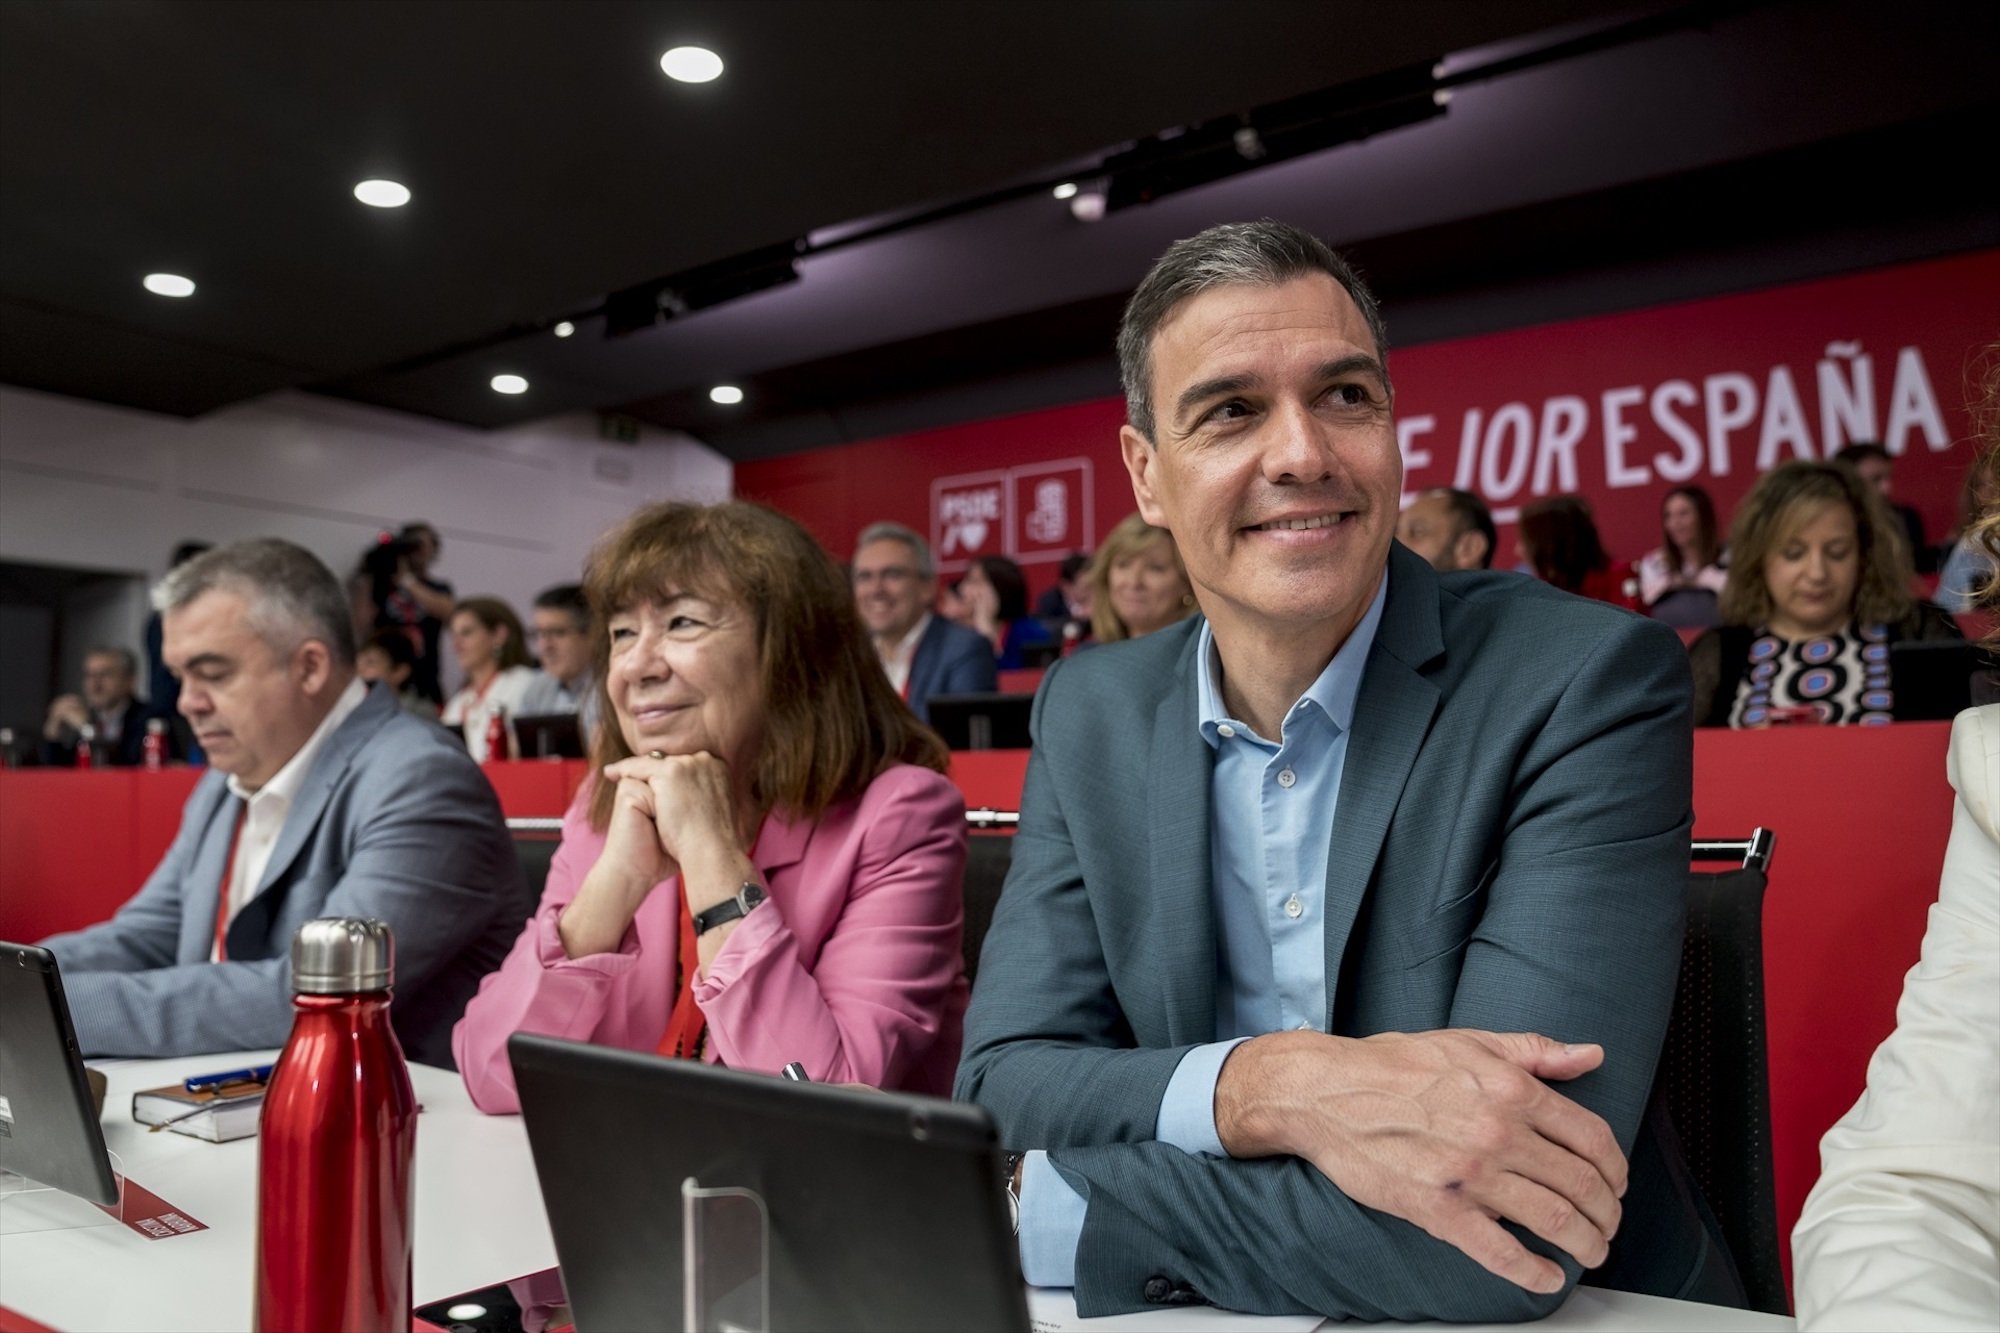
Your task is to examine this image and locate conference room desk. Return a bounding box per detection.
[2,1055,1791,1333]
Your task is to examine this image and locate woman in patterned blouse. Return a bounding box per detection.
[1690,460,1961,727]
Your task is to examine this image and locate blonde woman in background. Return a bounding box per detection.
[1087,513,1198,644]
[1791,367,2000,1330]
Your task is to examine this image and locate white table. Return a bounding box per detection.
[0,1052,555,1332]
[0,1054,1792,1333]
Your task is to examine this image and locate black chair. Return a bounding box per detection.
[506,816,563,903]
[928,694,1035,751]
[1664,828,1785,1315]
[960,809,1018,985]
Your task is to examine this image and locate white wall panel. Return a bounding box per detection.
[0,387,733,683]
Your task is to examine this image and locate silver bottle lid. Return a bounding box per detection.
[290,917,395,994]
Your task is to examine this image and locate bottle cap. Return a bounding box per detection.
[291,918,395,994]
[146,718,167,734]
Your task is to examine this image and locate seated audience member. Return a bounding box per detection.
[1395,486,1496,572]
[356,630,441,722]
[958,220,1737,1321]
[1689,461,1960,727]
[441,596,537,760]
[851,521,996,722]
[36,539,527,1067]
[455,502,969,1111]
[960,554,1053,668]
[1792,439,2000,1329]
[1836,442,1934,574]
[1087,513,1197,644]
[40,646,175,767]
[1033,552,1093,626]
[1517,494,1631,606]
[1638,485,1728,629]
[516,582,601,735]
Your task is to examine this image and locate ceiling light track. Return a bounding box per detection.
[351,1,1744,392]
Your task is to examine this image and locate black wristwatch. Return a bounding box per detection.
[691,881,767,935]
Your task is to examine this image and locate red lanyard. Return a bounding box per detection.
[211,802,248,960]
[656,817,768,1064]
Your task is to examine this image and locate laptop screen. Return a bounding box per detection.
[508,1033,1028,1333]
[0,943,120,1206]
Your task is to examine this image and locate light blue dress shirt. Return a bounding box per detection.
[1016,573,1390,1286]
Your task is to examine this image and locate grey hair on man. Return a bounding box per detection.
[854,521,935,581]
[153,538,357,666]
[1115,219,1392,443]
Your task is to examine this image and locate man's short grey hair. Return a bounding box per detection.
[854,522,934,581]
[1115,219,1391,442]
[84,645,139,677]
[152,538,357,667]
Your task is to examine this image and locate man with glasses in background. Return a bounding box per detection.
[852,522,996,722]
[516,583,599,734]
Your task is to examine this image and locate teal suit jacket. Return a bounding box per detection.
[957,544,1737,1319]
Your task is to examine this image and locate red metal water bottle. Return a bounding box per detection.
[142,718,169,771]
[255,918,417,1333]
[483,706,509,763]
[73,722,96,769]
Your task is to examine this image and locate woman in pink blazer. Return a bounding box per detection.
[455,501,968,1112]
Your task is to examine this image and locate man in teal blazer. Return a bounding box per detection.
[39,539,526,1069]
[957,222,1739,1320]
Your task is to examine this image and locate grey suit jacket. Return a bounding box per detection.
[907,615,999,722]
[957,544,1734,1320]
[41,684,530,1068]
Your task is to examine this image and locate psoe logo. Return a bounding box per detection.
[931,472,1009,562]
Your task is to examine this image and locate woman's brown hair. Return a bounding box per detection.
[1717,461,1915,630]
[583,501,948,832]
[1966,345,2000,639]
[451,597,530,670]
[1517,495,1610,593]
[1087,513,1194,644]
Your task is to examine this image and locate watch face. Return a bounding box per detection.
[740,882,767,910]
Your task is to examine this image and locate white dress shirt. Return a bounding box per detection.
[878,613,932,696]
[1792,704,2000,1330]
[212,677,368,957]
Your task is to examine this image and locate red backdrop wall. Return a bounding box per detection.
[737,248,1998,586]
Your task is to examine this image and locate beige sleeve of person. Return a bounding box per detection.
[1791,704,2000,1331]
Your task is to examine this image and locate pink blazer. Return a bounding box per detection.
[454,763,969,1112]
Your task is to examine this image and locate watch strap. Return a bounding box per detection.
[691,880,767,935]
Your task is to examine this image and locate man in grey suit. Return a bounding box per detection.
[38,539,528,1069]
[853,521,997,721]
[957,222,1739,1320]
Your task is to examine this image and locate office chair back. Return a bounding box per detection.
[506,817,563,905]
[960,810,1018,986]
[1665,829,1785,1315]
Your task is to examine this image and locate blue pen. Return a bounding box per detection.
[184,1063,274,1092]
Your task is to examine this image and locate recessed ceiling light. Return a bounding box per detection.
[353,179,411,208]
[660,46,723,83]
[552,321,576,338]
[491,374,528,395]
[143,273,196,297]
[1052,182,1079,200]
[709,384,744,405]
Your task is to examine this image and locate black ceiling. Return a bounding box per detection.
[2,0,1995,460]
